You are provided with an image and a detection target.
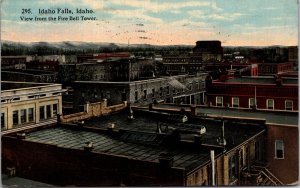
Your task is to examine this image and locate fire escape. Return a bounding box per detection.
[241,162,284,186]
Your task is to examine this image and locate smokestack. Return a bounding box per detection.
[210,150,215,186]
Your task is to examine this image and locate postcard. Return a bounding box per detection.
[1,0,298,187]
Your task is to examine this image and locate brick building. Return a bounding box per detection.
[257,62,294,75]
[2,69,58,83]
[77,52,131,63]
[1,56,30,69]
[192,40,223,62]
[59,58,156,83]
[152,104,298,185]
[206,76,298,111]
[71,73,207,111]
[2,108,270,186]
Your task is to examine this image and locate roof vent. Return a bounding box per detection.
[167,114,188,123]
[16,133,26,140]
[199,126,206,135]
[127,107,134,120]
[84,141,93,152]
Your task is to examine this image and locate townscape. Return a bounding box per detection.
[1,0,299,186]
[1,40,298,186]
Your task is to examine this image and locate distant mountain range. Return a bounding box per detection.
[1,40,194,50]
[1,40,292,56]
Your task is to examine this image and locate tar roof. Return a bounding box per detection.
[221,76,298,85]
[1,81,50,90]
[24,126,215,172]
[153,104,298,126]
[82,110,264,148]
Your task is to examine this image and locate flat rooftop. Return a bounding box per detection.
[1,81,50,90]
[3,69,57,75]
[2,174,53,187]
[152,104,298,126]
[218,76,298,85]
[19,110,264,173]
[83,110,264,150]
[24,126,216,172]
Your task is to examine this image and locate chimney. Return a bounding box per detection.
[158,153,174,168]
[275,76,283,86]
[149,103,153,111]
[190,105,196,116]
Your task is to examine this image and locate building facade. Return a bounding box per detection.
[71,73,207,111]
[1,81,65,134]
[150,104,298,185]
[206,76,298,111]
[2,108,267,186]
[258,62,294,75]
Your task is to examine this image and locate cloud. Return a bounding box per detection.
[111,9,163,24]
[170,19,209,28]
[188,10,204,17]
[107,0,210,12]
[207,13,244,21]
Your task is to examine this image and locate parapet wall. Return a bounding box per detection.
[60,99,127,123]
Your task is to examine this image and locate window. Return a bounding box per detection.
[232,97,239,108]
[229,155,237,181]
[40,106,45,120]
[249,98,256,108]
[159,87,163,97]
[143,89,147,100]
[152,89,155,97]
[239,149,244,167]
[1,113,5,130]
[135,91,138,101]
[12,97,20,101]
[28,108,34,122]
[46,105,51,118]
[285,100,293,111]
[20,109,27,124]
[275,140,284,159]
[166,86,170,95]
[216,96,223,107]
[13,110,19,126]
[28,95,35,99]
[255,140,261,161]
[40,94,46,97]
[267,99,274,110]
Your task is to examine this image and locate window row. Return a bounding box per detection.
[12,108,35,126]
[215,96,293,110]
[134,84,205,102]
[11,103,58,127]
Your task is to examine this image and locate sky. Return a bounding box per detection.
[1,0,299,46]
